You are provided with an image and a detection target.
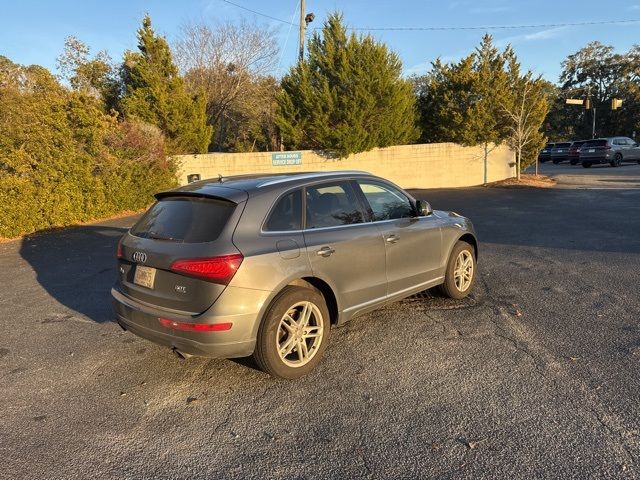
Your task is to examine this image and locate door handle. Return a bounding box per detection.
[316,246,335,257]
[386,235,400,244]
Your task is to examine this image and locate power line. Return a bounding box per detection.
[345,19,640,31]
[219,0,297,26]
[218,2,640,32]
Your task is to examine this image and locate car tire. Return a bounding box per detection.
[438,241,476,300]
[253,286,331,379]
[552,159,560,164]
[612,153,622,167]
[582,161,592,168]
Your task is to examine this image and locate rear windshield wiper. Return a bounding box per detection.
[147,231,179,241]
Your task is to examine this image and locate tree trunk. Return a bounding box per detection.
[483,142,488,184]
[517,147,521,181]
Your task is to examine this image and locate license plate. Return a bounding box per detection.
[134,265,156,289]
[589,149,595,153]
[558,149,563,152]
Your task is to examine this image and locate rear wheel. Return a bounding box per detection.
[253,286,330,379]
[552,159,560,164]
[582,161,592,168]
[439,241,476,299]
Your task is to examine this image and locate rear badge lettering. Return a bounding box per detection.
[175,285,187,294]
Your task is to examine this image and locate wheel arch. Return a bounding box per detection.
[458,233,478,260]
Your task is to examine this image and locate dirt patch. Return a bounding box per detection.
[486,174,556,189]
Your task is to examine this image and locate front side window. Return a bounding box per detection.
[305,182,365,229]
[264,190,302,231]
[358,182,415,221]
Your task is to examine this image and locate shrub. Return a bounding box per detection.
[0,57,176,238]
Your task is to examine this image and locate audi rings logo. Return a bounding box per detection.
[132,251,147,263]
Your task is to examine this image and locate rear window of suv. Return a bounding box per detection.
[130,196,235,243]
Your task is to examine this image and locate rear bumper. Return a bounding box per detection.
[112,286,269,358]
[581,156,609,164]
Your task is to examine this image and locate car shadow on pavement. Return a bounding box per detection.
[19,223,130,323]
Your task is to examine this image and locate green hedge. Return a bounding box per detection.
[0,61,176,238]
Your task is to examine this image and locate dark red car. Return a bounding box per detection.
[568,140,587,165]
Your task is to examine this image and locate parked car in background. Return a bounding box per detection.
[579,137,640,168]
[112,171,478,379]
[568,140,587,165]
[550,142,572,164]
[538,143,555,163]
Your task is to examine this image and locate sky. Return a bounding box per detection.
[1,0,639,82]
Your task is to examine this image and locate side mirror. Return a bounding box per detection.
[415,200,433,216]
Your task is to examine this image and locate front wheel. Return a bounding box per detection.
[439,241,476,299]
[612,153,622,167]
[582,161,592,168]
[253,286,330,379]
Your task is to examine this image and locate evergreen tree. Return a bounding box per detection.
[121,15,211,154]
[277,13,419,157]
[415,35,551,180]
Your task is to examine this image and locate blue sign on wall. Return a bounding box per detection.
[272,152,302,166]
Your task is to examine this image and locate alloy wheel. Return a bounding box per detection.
[276,301,324,367]
[453,250,474,292]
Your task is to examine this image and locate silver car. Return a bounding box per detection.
[579,137,640,168]
[112,171,478,378]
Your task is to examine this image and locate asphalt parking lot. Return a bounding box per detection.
[2,166,640,479]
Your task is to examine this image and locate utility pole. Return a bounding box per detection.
[298,0,305,62]
[298,1,314,63]
[592,107,596,139]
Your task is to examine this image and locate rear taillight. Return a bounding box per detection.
[116,241,123,259]
[158,318,233,332]
[170,254,243,284]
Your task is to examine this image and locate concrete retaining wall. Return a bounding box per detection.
[174,143,515,189]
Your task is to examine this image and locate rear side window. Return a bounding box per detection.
[584,140,608,147]
[131,196,235,243]
[358,182,415,221]
[264,190,302,231]
[556,143,571,148]
[305,182,365,229]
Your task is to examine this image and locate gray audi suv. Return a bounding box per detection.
[112,171,478,378]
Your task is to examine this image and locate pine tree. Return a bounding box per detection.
[121,15,211,154]
[415,35,551,181]
[277,13,419,157]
